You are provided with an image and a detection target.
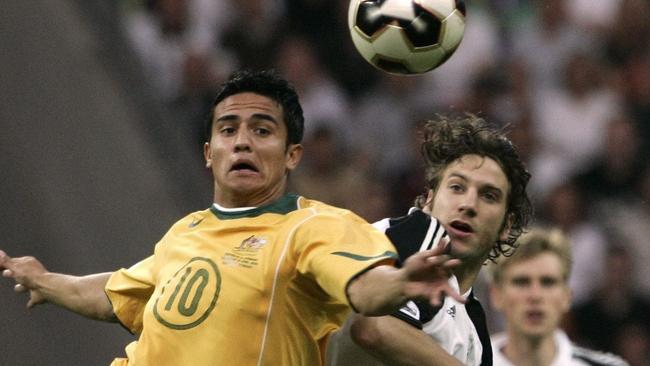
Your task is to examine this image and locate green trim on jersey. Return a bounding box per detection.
[209,194,300,220]
[331,251,398,261]
[106,195,399,366]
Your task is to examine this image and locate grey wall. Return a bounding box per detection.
[0,1,211,365]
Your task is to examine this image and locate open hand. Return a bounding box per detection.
[400,244,464,306]
[0,250,47,308]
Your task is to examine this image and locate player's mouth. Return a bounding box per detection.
[525,310,545,323]
[447,220,474,238]
[230,160,259,175]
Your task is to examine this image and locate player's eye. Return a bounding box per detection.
[254,127,271,136]
[482,192,498,202]
[511,277,530,287]
[219,126,236,135]
[540,277,559,287]
[449,183,464,192]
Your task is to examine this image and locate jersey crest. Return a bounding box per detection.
[222,235,268,268]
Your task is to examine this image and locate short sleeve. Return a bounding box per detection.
[392,299,442,329]
[105,256,156,334]
[293,212,397,306]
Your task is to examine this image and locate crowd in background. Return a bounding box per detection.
[116,0,650,364]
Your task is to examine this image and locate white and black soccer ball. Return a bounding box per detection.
[348,0,466,75]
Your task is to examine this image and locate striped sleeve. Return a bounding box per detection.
[382,209,449,265]
[373,210,449,326]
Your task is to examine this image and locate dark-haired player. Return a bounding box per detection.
[0,70,463,366]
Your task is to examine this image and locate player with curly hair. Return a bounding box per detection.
[329,114,533,366]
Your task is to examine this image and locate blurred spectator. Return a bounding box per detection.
[575,115,645,203]
[421,2,501,108]
[168,49,223,146]
[511,0,595,94]
[459,63,529,128]
[621,51,650,155]
[528,51,622,199]
[219,0,285,71]
[566,0,623,34]
[350,74,429,177]
[385,120,426,216]
[122,0,231,101]
[604,0,650,66]
[572,245,650,360]
[274,36,352,145]
[505,114,536,170]
[284,0,376,97]
[289,125,387,222]
[540,180,608,306]
[593,164,650,297]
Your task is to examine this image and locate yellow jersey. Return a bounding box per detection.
[105,194,397,366]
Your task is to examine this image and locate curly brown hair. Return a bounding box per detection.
[415,114,533,262]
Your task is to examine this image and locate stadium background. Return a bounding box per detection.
[1,0,648,364]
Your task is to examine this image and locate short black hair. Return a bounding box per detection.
[205,69,304,146]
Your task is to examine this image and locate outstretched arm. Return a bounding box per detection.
[349,314,463,366]
[0,250,116,322]
[347,244,463,316]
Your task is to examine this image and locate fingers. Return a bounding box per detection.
[425,244,448,256]
[425,254,460,267]
[429,285,466,307]
[3,269,13,278]
[0,251,15,272]
[0,250,7,269]
[14,283,27,293]
[430,287,443,307]
[441,258,462,269]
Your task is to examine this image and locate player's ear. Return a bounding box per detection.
[421,189,435,214]
[285,144,303,171]
[204,142,212,168]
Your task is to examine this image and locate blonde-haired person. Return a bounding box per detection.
[489,228,628,366]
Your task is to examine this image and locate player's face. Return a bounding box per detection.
[427,154,510,262]
[204,92,302,207]
[490,253,571,339]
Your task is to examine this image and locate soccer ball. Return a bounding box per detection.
[348,0,466,75]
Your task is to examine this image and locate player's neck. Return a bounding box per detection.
[502,330,556,366]
[214,181,287,208]
[453,259,483,294]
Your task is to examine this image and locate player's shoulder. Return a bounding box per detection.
[296,196,367,222]
[171,208,213,229]
[571,346,629,366]
[375,209,448,259]
[381,208,442,233]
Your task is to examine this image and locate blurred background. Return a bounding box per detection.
[0,0,648,364]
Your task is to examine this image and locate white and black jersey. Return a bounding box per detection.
[492,330,629,366]
[327,209,492,366]
[375,209,492,366]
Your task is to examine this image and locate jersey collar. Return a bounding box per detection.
[210,194,300,220]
